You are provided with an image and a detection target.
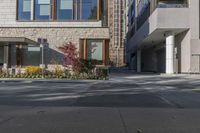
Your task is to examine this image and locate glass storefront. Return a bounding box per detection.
[4,44,40,67]
[22,44,41,66]
[0,46,4,66]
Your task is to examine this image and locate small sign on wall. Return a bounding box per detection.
[28,47,40,52]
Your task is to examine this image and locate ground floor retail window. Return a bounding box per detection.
[21,44,41,66]
[79,39,109,65]
[0,43,41,68]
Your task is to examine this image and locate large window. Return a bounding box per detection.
[73,0,81,19]
[57,0,73,20]
[17,0,31,20]
[86,40,103,61]
[82,0,97,19]
[35,0,51,20]
[80,39,109,65]
[17,0,101,21]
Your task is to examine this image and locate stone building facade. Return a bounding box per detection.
[0,27,109,65]
[0,0,110,68]
[108,0,127,67]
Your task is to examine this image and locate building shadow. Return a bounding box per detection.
[0,75,200,109]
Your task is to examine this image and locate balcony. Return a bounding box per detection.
[157,0,188,8]
[127,1,189,51]
[135,0,189,31]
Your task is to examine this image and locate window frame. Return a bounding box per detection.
[56,0,74,20]
[16,0,32,21]
[79,38,109,66]
[16,0,101,21]
[34,0,52,20]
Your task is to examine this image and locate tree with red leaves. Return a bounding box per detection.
[59,42,96,75]
[58,42,82,74]
[58,42,78,67]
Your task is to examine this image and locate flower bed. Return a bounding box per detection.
[0,66,109,80]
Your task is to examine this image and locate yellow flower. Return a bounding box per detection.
[25,66,42,74]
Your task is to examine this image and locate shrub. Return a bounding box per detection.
[50,60,65,78]
[70,59,96,75]
[80,59,95,74]
[95,67,109,79]
[25,66,42,74]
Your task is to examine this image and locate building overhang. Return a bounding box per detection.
[0,37,39,45]
[127,7,189,53]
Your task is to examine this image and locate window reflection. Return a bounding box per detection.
[35,0,51,20]
[82,0,97,19]
[86,40,103,61]
[17,0,99,21]
[18,0,31,20]
[57,0,73,20]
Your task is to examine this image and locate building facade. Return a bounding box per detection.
[0,0,110,69]
[127,0,200,74]
[108,0,127,67]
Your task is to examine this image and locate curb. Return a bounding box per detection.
[0,79,100,84]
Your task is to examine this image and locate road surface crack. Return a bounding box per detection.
[117,108,128,133]
[0,116,15,125]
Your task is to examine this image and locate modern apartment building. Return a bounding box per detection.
[0,0,110,69]
[127,0,200,74]
[108,0,127,67]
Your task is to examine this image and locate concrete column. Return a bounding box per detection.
[166,35,175,74]
[3,44,9,69]
[137,49,141,72]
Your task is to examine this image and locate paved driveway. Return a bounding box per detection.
[0,73,200,133]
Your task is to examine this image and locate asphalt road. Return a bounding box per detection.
[1,73,200,133]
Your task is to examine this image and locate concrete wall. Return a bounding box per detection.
[175,31,191,73]
[189,0,200,73]
[191,39,200,72]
